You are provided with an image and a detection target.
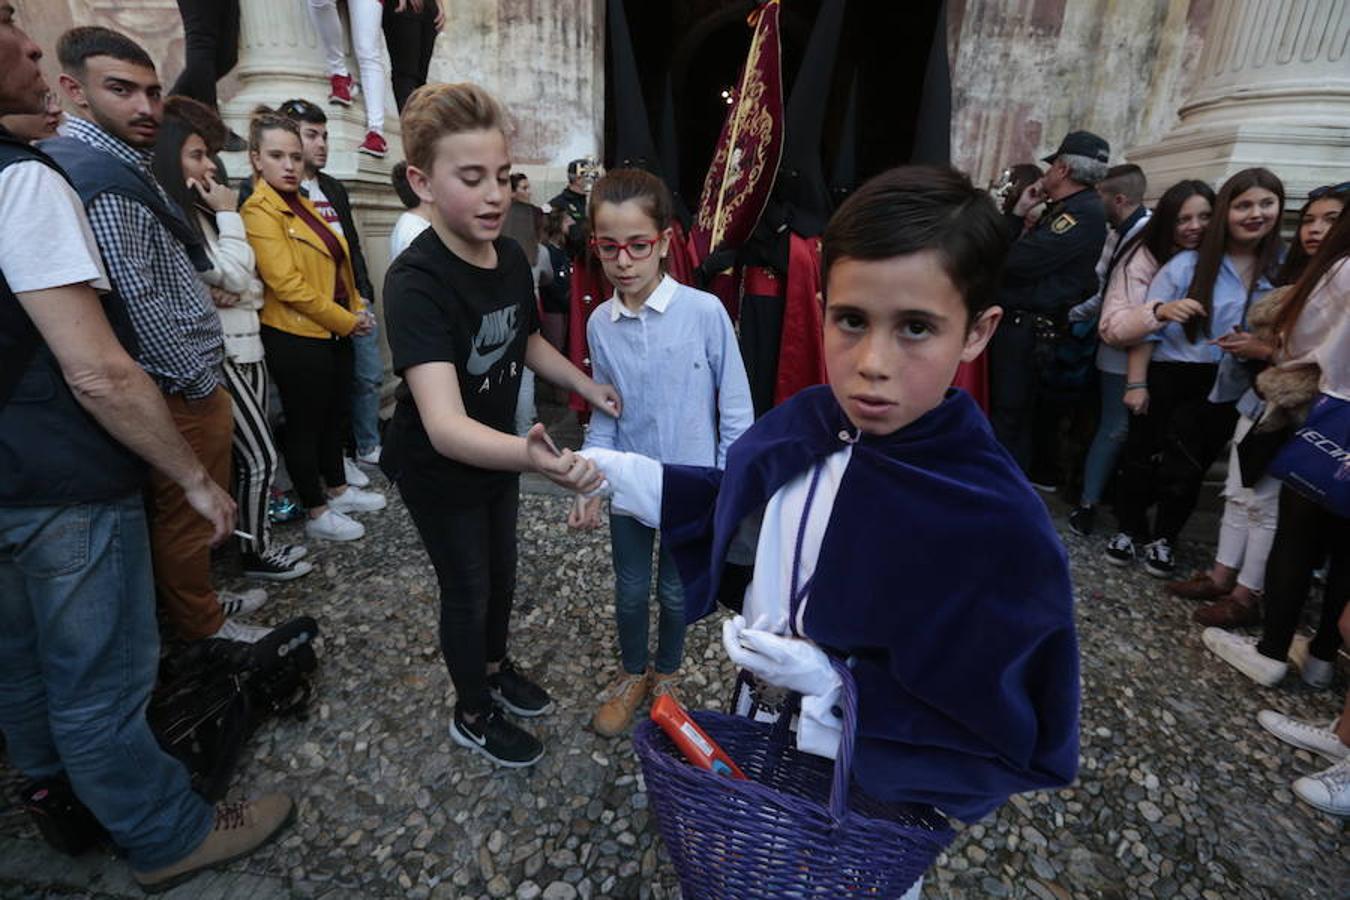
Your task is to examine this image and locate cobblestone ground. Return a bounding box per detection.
[2,423,1347,899]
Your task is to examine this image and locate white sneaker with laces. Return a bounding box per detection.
[1201,628,1288,686]
[327,486,387,514]
[343,457,370,488]
[217,588,268,617]
[211,618,271,643]
[1256,710,1348,762]
[357,445,381,465]
[1292,757,1350,816]
[305,508,365,542]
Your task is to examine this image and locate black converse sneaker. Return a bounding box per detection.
[488,658,553,717]
[1143,538,1176,578]
[1104,532,1136,566]
[450,705,544,768]
[242,548,314,582]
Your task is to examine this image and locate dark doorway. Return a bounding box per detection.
[604,0,946,207]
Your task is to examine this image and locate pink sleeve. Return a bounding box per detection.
[1099,250,1162,348]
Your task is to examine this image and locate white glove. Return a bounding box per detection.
[575,447,662,526]
[723,615,844,759]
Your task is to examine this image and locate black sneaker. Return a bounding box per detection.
[242,548,314,582]
[1143,538,1176,578]
[450,705,544,768]
[1068,505,1096,537]
[1104,532,1135,566]
[488,658,553,717]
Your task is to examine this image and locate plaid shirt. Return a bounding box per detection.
[65,117,222,399]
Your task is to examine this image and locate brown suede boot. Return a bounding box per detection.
[592,670,652,737]
[133,794,295,893]
[651,671,682,705]
[1193,593,1262,628]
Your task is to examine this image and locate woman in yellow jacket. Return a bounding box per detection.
[242,108,385,543]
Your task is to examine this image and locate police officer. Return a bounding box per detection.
[989,130,1110,477]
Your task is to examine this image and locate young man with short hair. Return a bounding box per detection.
[45,25,270,642]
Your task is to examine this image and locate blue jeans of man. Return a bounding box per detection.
[350,323,384,455]
[0,496,213,870]
[610,514,685,675]
[1080,371,1129,506]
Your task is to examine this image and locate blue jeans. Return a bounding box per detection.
[0,496,213,870]
[1081,371,1129,507]
[610,514,685,675]
[350,322,384,455]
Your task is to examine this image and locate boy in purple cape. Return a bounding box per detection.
[580,165,1079,825]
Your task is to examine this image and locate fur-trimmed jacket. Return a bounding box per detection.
[1249,285,1321,432]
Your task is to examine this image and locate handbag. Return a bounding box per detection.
[1235,422,1295,488]
[1267,393,1350,517]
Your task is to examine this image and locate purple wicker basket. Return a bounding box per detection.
[634,660,955,898]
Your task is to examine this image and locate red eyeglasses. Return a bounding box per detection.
[590,235,659,261]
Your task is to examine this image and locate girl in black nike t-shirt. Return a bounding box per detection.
[381,83,620,768]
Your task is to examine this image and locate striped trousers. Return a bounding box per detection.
[219,358,278,557]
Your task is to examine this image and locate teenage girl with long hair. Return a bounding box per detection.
[1105,168,1284,577]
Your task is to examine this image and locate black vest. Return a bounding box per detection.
[0,130,145,505]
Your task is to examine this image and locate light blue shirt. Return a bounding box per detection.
[583,275,753,469]
[1145,250,1272,364]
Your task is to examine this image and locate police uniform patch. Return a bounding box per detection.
[1050,213,1078,235]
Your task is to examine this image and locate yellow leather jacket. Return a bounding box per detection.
[241,177,363,339]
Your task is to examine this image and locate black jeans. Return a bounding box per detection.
[402,483,519,716]
[261,328,352,510]
[171,0,241,109]
[1114,361,1236,543]
[1256,485,1349,663]
[382,0,439,112]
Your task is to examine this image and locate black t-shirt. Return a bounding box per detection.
[381,230,538,504]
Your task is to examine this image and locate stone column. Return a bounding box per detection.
[220,0,404,383]
[1128,0,1350,202]
[221,0,402,180]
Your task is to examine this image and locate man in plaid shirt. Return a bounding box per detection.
[47,26,270,643]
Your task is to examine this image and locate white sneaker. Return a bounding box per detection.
[217,588,268,617]
[305,508,365,542]
[343,457,370,488]
[327,486,387,514]
[1257,710,1349,762]
[1292,757,1350,816]
[211,618,271,643]
[1289,636,1336,688]
[1201,628,1288,686]
[357,445,381,465]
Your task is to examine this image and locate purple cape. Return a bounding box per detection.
[660,386,1080,822]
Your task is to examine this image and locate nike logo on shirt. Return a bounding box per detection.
[465,306,519,376]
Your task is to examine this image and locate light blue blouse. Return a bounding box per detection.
[1145,250,1273,365]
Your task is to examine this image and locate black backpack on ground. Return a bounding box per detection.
[19,776,108,856]
[148,617,320,801]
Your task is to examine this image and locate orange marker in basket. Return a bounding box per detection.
[650,694,748,780]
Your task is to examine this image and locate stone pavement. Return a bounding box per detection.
[1,424,1346,899]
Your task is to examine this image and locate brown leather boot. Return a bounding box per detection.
[592,669,652,737]
[1167,572,1229,600]
[651,671,682,705]
[134,794,295,893]
[1193,593,1262,628]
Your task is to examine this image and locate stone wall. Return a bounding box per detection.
[947,0,1213,189]
[23,0,1216,199]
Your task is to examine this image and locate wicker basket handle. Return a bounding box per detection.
[827,657,859,823]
